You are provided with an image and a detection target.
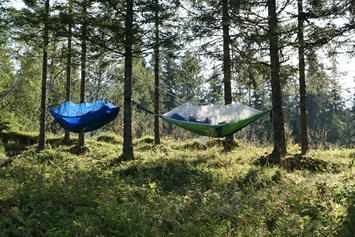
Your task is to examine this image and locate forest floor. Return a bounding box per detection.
[1,128,355,236]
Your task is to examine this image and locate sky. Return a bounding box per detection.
[338,55,355,100]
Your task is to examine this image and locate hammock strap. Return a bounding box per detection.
[131,100,158,116]
[269,104,282,122]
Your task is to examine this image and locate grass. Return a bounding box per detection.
[1,130,355,236]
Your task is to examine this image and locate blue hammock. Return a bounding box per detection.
[49,100,120,133]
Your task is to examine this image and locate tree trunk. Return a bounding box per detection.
[78,5,87,150]
[64,0,72,145]
[267,0,287,161]
[122,0,134,160]
[38,0,50,151]
[222,0,236,151]
[165,56,175,134]
[298,0,309,154]
[154,0,160,145]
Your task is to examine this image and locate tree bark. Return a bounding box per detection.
[154,0,160,145]
[222,0,236,151]
[78,4,87,150]
[122,0,134,160]
[38,0,50,151]
[267,0,287,160]
[64,0,72,145]
[298,0,309,154]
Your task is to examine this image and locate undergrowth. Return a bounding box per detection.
[1,130,355,236]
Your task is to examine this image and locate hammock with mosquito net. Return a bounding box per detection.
[161,102,267,137]
[49,99,120,133]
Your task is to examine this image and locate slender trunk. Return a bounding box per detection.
[64,0,72,145]
[122,0,134,160]
[298,0,308,154]
[267,0,287,160]
[78,5,87,149]
[222,0,235,151]
[154,0,160,145]
[166,56,174,134]
[38,0,50,151]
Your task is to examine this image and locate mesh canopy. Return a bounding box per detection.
[50,100,120,133]
[162,102,266,137]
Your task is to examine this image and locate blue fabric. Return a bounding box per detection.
[49,100,120,133]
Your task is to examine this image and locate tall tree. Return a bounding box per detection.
[188,0,248,148]
[135,0,181,144]
[122,0,134,160]
[64,0,73,145]
[222,0,236,151]
[153,0,160,145]
[78,2,87,150]
[267,0,287,160]
[298,0,308,154]
[161,53,179,134]
[38,0,50,151]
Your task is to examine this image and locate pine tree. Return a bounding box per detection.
[267,0,287,160]
[153,0,160,145]
[64,0,73,145]
[222,0,236,151]
[78,1,88,151]
[38,0,50,151]
[298,0,309,154]
[187,0,239,149]
[135,0,181,144]
[122,0,134,160]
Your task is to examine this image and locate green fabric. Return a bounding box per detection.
[162,111,268,137]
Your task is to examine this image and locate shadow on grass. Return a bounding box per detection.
[0,160,113,236]
[223,167,282,198]
[0,129,79,156]
[253,153,333,172]
[116,158,213,195]
[1,154,213,236]
[47,137,76,148]
[68,144,90,155]
[0,130,38,156]
[96,134,122,145]
[338,191,355,236]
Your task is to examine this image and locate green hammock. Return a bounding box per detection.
[161,102,267,137]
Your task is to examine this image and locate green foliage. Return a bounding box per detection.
[1,128,355,236]
[1,51,42,131]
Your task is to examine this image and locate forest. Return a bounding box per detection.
[0,0,354,156]
[1,0,355,236]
